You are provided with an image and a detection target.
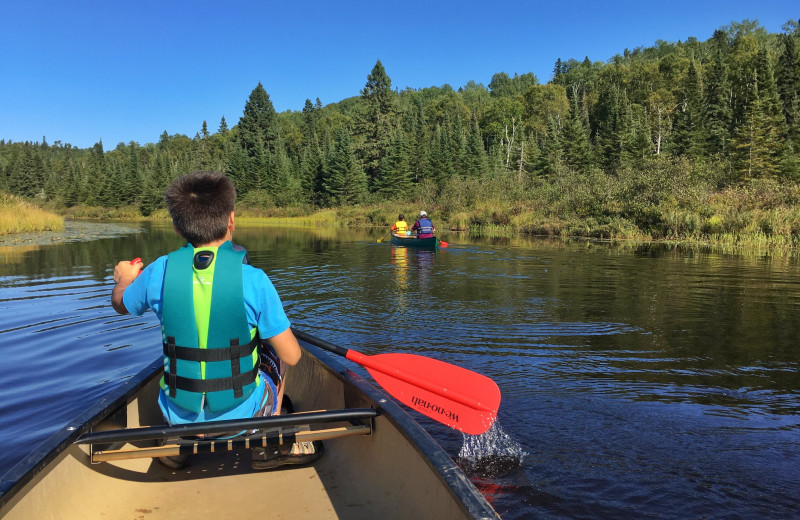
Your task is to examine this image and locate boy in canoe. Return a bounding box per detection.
[110,170,322,470]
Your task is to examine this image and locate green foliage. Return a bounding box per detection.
[323,127,367,205]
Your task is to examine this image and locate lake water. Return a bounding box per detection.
[0,221,798,519]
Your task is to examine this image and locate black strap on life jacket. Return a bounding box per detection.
[164,336,259,398]
[167,366,260,396]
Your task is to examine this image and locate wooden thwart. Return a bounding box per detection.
[91,424,371,462]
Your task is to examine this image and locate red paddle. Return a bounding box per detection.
[293,329,500,435]
[438,239,449,248]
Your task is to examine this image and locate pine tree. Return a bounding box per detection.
[672,61,705,158]
[465,119,488,178]
[705,50,733,157]
[218,116,229,134]
[63,159,81,207]
[594,83,622,172]
[406,101,429,183]
[140,153,170,215]
[621,101,651,165]
[425,124,454,187]
[359,60,396,187]
[562,96,593,170]
[777,34,800,145]
[323,127,367,205]
[300,143,324,204]
[86,141,110,205]
[237,83,277,154]
[270,137,302,206]
[734,49,785,180]
[374,129,412,198]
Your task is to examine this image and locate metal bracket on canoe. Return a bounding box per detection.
[79,408,378,464]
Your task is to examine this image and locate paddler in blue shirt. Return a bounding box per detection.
[110,170,322,471]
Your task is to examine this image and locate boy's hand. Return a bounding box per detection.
[113,258,143,284]
[111,258,142,315]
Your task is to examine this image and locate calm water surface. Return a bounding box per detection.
[0,221,798,519]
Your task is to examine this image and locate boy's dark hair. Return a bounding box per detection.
[164,171,236,246]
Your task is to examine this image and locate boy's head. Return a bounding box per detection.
[164,171,236,246]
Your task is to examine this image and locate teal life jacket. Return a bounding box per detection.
[161,241,259,414]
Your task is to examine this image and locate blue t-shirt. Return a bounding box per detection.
[123,251,290,339]
[122,246,291,423]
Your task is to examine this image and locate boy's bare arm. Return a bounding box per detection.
[111,260,142,315]
[267,328,302,366]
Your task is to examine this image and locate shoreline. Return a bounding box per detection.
[1,218,797,258]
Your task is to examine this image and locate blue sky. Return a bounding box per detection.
[1,1,797,149]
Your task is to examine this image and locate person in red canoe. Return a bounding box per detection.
[411,210,435,238]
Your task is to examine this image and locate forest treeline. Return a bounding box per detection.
[2,19,800,242]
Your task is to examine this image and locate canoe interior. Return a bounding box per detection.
[390,234,438,248]
[0,341,497,520]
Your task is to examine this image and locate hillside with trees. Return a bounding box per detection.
[2,19,800,245]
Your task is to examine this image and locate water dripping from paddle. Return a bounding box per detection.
[455,422,554,518]
[454,422,525,479]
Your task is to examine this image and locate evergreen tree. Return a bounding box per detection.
[300,142,324,204]
[425,124,454,187]
[86,141,109,205]
[270,137,302,206]
[405,100,429,183]
[359,60,396,187]
[323,127,367,205]
[553,58,564,82]
[120,143,141,206]
[672,61,705,158]
[562,96,593,170]
[705,50,733,157]
[63,159,81,207]
[302,99,317,135]
[734,49,785,179]
[237,82,277,155]
[374,129,412,198]
[465,119,489,178]
[218,116,229,134]
[594,83,622,172]
[777,34,800,145]
[140,152,170,215]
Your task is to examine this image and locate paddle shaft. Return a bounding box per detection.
[292,329,493,412]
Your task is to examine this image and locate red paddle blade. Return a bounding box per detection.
[348,351,500,435]
[439,241,449,248]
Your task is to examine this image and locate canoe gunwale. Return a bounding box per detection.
[298,339,496,520]
[0,357,163,505]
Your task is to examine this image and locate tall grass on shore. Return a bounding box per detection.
[0,192,63,235]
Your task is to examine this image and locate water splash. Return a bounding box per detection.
[455,422,526,478]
